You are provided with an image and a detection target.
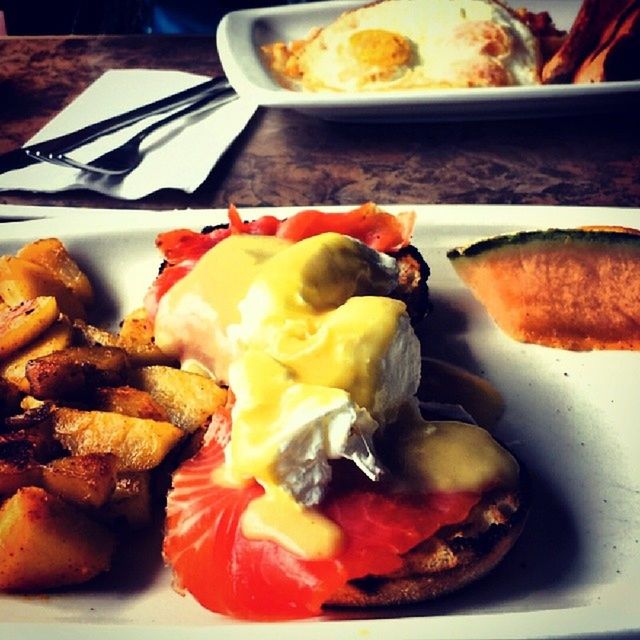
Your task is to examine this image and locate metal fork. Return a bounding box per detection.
[28,87,237,177]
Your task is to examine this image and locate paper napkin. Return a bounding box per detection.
[0,69,257,200]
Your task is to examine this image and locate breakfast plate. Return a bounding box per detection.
[216,0,640,122]
[0,204,639,639]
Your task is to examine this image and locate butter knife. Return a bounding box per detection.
[0,76,230,175]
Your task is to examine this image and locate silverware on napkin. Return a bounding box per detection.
[0,76,231,176]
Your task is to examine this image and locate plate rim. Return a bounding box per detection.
[0,203,639,639]
[3,202,640,230]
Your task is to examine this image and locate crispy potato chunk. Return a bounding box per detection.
[0,297,59,360]
[17,237,93,305]
[129,365,227,433]
[52,407,184,471]
[25,345,128,400]
[0,378,22,416]
[1,320,73,393]
[18,395,45,411]
[73,318,175,367]
[91,385,170,421]
[118,307,155,343]
[0,486,115,591]
[2,406,60,464]
[0,428,58,467]
[0,458,42,497]
[71,319,121,349]
[42,453,118,508]
[3,402,55,431]
[118,307,175,366]
[102,471,152,529]
[0,256,85,320]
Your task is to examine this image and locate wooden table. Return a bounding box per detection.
[1,35,639,211]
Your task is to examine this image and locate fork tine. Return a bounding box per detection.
[25,149,79,169]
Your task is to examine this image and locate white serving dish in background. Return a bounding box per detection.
[216,0,640,122]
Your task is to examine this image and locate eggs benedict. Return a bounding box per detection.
[155,231,420,512]
[156,205,527,620]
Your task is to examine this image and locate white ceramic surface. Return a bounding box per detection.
[216,0,640,122]
[0,204,639,639]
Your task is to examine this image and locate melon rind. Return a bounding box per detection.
[447,227,640,350]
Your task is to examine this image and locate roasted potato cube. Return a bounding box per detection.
[25,345,128,400]
[129,365,227,433]
[52,407,184,471]
[17,237,93,305]
[3,403,55,433]
[42,453,117,508]
[73,318,174,367]
[1,319,73,393]
[0,377,22,416]
[19,395,45,411]
[0,296,59,360]
[71,319,119,348]
[118,307,155,343]
[121,342,176,367]
[102,471,152,529]
[2,407,59,463]
[0,486,115,591]
[91,386,170,421]
[118,307,175,364]
[0,428,58,466]
[0,445,42,496]
[0,255,85,319]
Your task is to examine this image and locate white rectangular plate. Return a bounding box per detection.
[1,204,639,639]
[216,0,640,122]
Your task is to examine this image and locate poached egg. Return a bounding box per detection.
[154,232,422,553]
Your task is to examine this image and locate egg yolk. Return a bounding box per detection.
[348,29,412,72]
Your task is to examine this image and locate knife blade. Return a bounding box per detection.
[0,76,231,176]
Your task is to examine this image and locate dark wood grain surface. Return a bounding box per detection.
[1,35,639,212]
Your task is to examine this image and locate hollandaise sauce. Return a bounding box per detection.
[154,234,293,381]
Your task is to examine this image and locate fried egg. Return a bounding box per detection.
[268,0,541,91]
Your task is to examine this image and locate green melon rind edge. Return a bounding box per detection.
[446,228,640,260]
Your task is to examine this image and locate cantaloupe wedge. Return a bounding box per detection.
[447,226,640,351]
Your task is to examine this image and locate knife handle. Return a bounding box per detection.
[26,76,231,157]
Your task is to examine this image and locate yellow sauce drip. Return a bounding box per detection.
[241,485,343,559]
